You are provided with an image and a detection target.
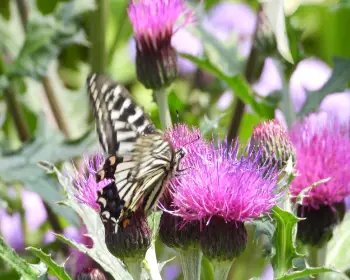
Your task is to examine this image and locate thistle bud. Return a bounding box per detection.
[251,120,295,171]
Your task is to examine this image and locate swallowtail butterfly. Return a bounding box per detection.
[87,73,186,232]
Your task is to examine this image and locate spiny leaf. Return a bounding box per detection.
[275,266,339,280]
[26,247,71,280]
[0,236,38,279]
[271,206,302,278]
[49,163,133,280]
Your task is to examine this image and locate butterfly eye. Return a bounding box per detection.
[179,148,187,158]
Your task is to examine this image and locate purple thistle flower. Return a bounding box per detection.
[71,153,112,211]
[289,116,350,208]
[171,140,280,224]
[290,115,350,246]
[128,0,194,89]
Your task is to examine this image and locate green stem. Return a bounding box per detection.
[124,260,142,280]
[15,0,28,31]
[179,249,202,280]
[42,77,71,138]
[0,57,30,142]
[213,260,234,280]
[89,0,108,73]
[308,246,327,280]
[0,235,38,279]
[154,88,172,129]
[144,242,162,280]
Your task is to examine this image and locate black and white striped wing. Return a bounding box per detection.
[115,134,174,211]
[87,73,156,156]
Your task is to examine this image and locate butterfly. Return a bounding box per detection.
[87,73,186,232]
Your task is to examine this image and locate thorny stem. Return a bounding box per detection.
[227,4,262,142]
[90,0,108,73]
[179,249,202,280]
[154,88,172,129]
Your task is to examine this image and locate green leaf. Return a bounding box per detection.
[0,235,38,279]
[0,117,98,226]
[46,162,133,280]
[179,53,274,119]
[275,266,338,280]
[326,211,350,272]
[147,210,162,239]
[299,57,350,117]
[271,206,302,278]
[27,247,71,280]
[9,0,90,80]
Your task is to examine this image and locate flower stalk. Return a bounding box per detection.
[124,260,142,280]
[213,260,234,280]
[179,249,202,280]
[154,89,172,129]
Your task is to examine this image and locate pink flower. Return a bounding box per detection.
[128,0,195,90]
[71,153,112,210]
[289,116,350,208]
[128,0,194,50]
[170,140,280,224]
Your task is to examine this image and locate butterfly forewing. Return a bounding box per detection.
[87,73,156,156]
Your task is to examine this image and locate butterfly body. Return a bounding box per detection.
[87,73,186,233]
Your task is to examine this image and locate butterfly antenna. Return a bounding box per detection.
[176,110,180,124]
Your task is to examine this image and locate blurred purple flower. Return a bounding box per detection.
[260,264,274,280]
[217,90,233,110]
[171,28,203,74]
[0,211,24,251]
[253,58,283,97]
[0,189,47,251]
[170,141,280,224]
[289,58,331,111]
[71,153,112,211]
[208,2,257,56]
[254,58,350,124]
[289,116,350,208]
[163,263,181,280]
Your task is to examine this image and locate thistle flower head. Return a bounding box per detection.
[171,140,280,224]
[71,153,112,210]
[128,0,194,49]
[251,119,296,170]
[289,115,350,208]
[128,0,194,89]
